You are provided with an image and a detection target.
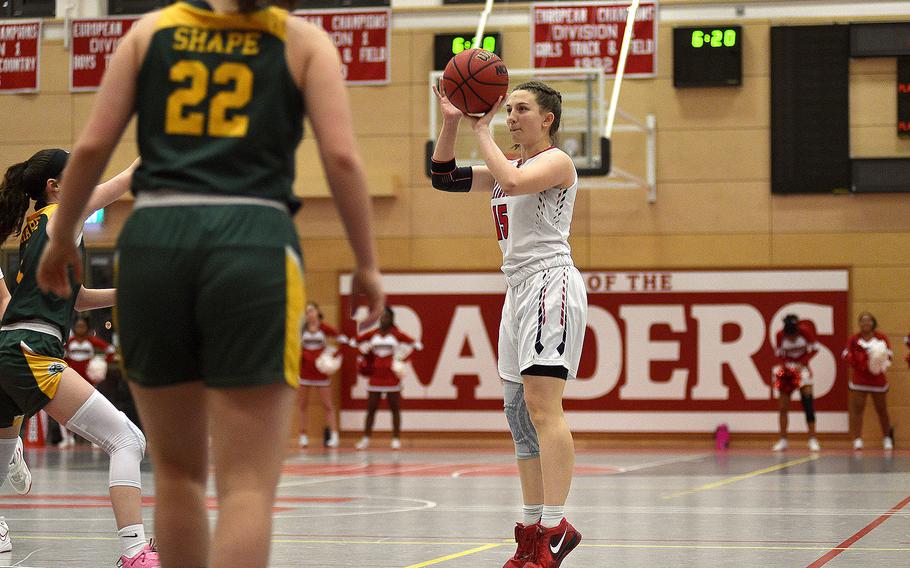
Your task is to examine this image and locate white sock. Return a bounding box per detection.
[118,524,146,558]
[0,438,16,482]
[522,504,543,526]
[541,505,564,528]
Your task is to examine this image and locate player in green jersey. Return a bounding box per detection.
[38,1,384,567]
[0,150,158,567]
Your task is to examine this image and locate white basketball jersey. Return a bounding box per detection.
[490,147,578,285]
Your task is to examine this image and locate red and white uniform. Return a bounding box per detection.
[299,323,345,386]
[491,147,587,383]
[354,327,421,392]
[64,335,115,385]
[773,321,819,387]
[843,332,892,392]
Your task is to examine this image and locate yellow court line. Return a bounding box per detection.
[663,455,819,500]
[403,543,504,567]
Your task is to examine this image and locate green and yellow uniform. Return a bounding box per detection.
[0,205,81,426]
[117,0,305,388]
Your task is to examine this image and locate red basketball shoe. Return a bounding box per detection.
[503,523,538,567]
[521,518,581,568]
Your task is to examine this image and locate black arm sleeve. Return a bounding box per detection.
[431,158,473,192]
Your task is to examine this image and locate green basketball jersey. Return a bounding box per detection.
[2,205,82,337]
[133,1,304,209]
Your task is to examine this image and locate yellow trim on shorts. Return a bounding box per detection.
[20,343,66,399]
[284,247,305,389]
[156,2,288,41]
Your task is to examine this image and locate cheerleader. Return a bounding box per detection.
[298,302,345,448]
[842,312,893,450]
[353,307,421,450]
[771,315,821,452]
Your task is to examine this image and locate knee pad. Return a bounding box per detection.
[800,392,816,424]
[66,391,146,489]
[503,381,540,460]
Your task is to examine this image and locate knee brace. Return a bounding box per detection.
[800,392,816,424]
[503,381,540,460]
[65,391,146,489]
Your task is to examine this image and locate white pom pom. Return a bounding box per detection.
[865,338,892,375]
[391,359,406,378]
[86,356,108,383]
[315,351,342,375]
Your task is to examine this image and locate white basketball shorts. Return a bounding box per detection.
[498,265,587,383]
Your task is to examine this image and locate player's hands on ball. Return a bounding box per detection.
[37,239,83,298]
[466,96,504,131]
[433,83,463,123]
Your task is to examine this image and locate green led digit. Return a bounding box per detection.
[482,36,496,52]
[452,36,465,54]
[710,29,723,47]
[723,28,737,47]
[691,30,704,48]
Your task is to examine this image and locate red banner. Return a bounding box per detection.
[0,20,40,93]
[532,1,657,77]
[70,17,138,92]
[294,8,390,85]
[339,269,850,433]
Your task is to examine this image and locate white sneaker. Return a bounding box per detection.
[326,432,339,448]
[808,438,821,452]
[853,438,864,451]
[390,438,401,450]
[771,438,788,452]
[298,434,308,448]
[354,437,370,450]
[7,438,31,495]
[884,436,894,451]
[0,517,10,553]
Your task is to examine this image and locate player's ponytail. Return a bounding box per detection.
[0,148,67,242]
[0,160,32,242]
[514,81,562,146]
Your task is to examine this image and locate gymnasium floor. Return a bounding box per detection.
[0,444,908,567]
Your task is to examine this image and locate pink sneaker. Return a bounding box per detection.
[118,544,160,568]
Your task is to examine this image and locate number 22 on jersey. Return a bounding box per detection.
[166,60,253,138]
[492,203,509,240]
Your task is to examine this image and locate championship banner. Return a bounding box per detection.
[0,20,40,94]
[70,17,138,92]
[532,1,657,77]
[339,269,850,433]
[294,8,390,85]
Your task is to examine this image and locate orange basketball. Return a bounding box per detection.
[441,48,509,116]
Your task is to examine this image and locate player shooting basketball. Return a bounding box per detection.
[431,79,585,568]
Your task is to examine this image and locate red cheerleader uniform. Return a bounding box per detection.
[299,323,346,387]
[353,327,421,393]
[842,332,891,393]
[64,335,115,385]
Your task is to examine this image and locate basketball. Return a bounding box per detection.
[442,48,509,116]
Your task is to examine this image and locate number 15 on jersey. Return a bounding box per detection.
[492,203,509,240]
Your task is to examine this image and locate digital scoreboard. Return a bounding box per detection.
[673,26,743,87]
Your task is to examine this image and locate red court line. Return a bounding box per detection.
[807,494,910,567]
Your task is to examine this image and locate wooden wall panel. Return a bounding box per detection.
[851,126,910,157]
[590,181,771,235]
[771,233,910,266]
[589,234,772,266]
[853,268,910,301]
[771,193,910,233]
[657,129,769,182]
